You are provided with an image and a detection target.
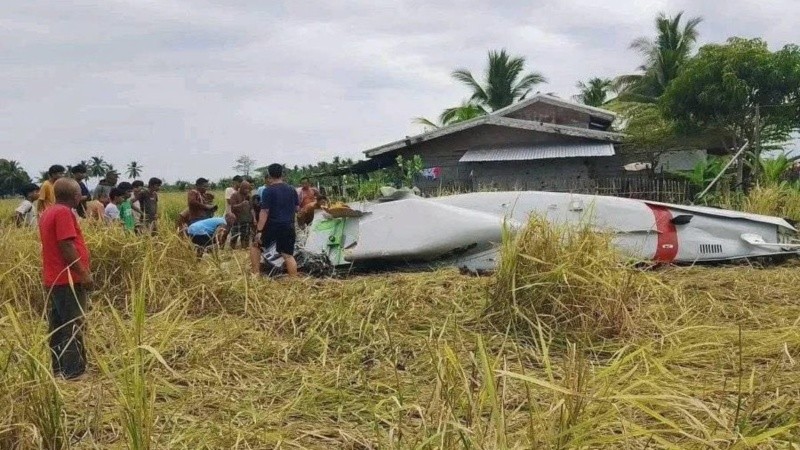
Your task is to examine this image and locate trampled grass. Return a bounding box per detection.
[1,192,799,448]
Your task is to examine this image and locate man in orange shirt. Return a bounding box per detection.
[39,178,92,380]
[296,177,320,209]
[36,164,66,213]
[187,177,217,225]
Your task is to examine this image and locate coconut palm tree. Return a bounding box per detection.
[615,11,702,103]
[89,156,107,178]
[574,78,614,107]
[126,161,143,179]
[414,49,546,129]
[453,49,547,112]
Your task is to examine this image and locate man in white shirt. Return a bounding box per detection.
[15,183,40,227]
[225,176,243,214]
[104,188,124,223]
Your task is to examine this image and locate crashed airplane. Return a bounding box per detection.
[260,189,800,276]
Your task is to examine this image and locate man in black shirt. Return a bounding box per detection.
[251,164,299,276]
[70,164,91,218]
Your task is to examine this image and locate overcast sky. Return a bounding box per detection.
[2,0,799,182]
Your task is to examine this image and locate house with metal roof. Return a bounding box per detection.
[356,93,630,191]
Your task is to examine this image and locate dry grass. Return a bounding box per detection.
[715,184,800,221]
[486,217,677,340]
[0,193,799,448]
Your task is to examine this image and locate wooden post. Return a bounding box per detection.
[752,104,761,183]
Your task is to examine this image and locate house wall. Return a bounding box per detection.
[394,124,572,182]
[467,159,594,191]
[656,149,707,172]
[612,149,707,174]
[391,124,625,190]
[505,102,591,128]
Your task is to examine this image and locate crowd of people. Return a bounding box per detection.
[14,161,325,381]
[15,164,327,250]
[15,164,162,233]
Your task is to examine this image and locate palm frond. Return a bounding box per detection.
[514,72,547,93]
[452,69,487,103]
[438,102,487,125]
[629,37,653,55]
[412,117,440,129]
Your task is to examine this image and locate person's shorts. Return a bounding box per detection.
[261,224,296,255]
[232,221,253,238]
[190,234,214,247]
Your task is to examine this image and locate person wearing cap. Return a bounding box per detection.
[15,183,40,227]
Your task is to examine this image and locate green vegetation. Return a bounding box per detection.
[615,12,702,103]
[2,193,800,448]
[0,159,32,197]
[395,155,424,189]
[574,78,614,107]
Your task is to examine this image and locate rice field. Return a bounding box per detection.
[1,190,799,449]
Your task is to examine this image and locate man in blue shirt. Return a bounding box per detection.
[251,164,299,276]
[186,213,236,256]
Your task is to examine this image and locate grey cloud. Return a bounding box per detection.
[2,0,798,182]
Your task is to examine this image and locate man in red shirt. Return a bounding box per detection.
[39,178,93,380]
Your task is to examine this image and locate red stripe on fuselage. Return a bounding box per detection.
[646,204,678,263]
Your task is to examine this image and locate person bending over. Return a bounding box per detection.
[185,213,236,256]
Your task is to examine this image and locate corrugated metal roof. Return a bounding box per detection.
[459,142,615,162]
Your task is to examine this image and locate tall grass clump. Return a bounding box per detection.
[486,216,671,340]
[1,307,66,450]
[738,184,800,221]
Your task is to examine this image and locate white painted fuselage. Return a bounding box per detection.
[262,191,800,274]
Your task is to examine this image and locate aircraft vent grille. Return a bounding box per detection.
[699,244,723,254]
